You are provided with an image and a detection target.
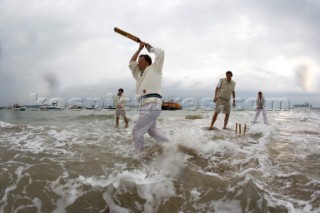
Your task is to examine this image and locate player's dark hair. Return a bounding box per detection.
[226,71,233,76]
[139,55,152,65]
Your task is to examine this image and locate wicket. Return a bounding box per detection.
[235,123,246,136]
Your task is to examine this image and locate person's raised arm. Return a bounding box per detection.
[144,43,153,52]
[130,42,145,61]
[145,43,164,72]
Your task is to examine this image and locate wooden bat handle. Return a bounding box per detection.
[114,27,140,43]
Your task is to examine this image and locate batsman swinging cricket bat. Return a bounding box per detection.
[114,27,141,43]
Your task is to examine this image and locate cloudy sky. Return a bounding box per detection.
[1,0,320,107]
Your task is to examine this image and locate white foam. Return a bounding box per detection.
[0,166,28,212]
[47,129,75,148]
[190,188,201,201]
[151,151,189,178]
[51,176,85,213]
[211,199,242,213]
[1,109,319,212]
[171,130,240,158]
[79,170,176,212]
[103,192,130,213]
[32,197,42,212]
[0,120,15,128]
[78,175,113,187]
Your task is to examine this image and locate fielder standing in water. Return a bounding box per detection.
[114,88,129,128]
[209,71,236,130]
[253,91,268,124]
[129,41,169,152]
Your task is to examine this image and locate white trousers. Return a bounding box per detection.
[253,108,268,124]
[132,102,169,151]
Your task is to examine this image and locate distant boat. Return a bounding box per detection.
[104,106,116,110]
[293,102,312,109]
[69,105,83,110]
[11,106,26,111]
[9,104,26,111]
[162,100,182,110]
[85,105,97,110]
[39,104,62,111]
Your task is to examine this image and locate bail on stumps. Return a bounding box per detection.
[235,123,246,136]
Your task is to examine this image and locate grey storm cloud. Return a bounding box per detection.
[1,0,320,107]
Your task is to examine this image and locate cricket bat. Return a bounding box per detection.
[114,27,141,43]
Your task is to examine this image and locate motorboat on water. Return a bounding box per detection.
[39,104,63,111]
[11,106,26,111]
[85,106,97,110]
[293,102,312,109]
[9,104,26,111]
[162,100,182,110]
[104,106,116,110]
[69,105,83,110]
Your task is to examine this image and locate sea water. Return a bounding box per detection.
[0,108,320,213]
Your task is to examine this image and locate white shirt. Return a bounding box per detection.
[256,97,266,109]
[129,47,164,97]
[114,93,126,108]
